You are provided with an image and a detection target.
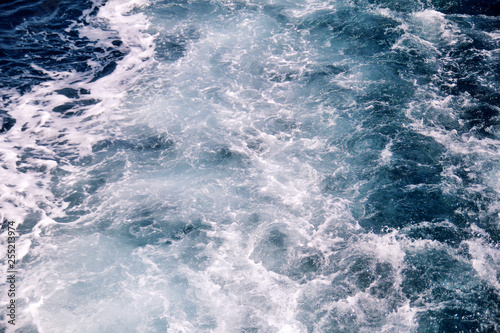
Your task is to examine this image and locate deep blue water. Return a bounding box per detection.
[1,0,500,332]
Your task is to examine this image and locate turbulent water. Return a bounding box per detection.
[1,0,499,332]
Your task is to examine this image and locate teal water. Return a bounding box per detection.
[1,0,499,331]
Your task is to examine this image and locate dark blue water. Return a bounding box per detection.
[1,0,499,332]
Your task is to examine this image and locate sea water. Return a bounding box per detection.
[0,0,499,332]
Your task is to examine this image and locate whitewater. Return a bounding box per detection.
[0,0,499,332]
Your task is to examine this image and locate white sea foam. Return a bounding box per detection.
[0,0,155,331]
[3,0,499,331]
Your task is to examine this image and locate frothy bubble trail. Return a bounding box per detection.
[1,0,500,332]
[0,0,153,330]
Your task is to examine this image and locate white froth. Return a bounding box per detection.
[3,0,499,331]
[0,0,157,330]
[466,235,500,292]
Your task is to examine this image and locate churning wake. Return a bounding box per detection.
[1,0,499,332]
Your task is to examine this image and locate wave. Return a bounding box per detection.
[1,0,499,331]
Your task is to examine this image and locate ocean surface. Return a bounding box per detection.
[1,0,499,332]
